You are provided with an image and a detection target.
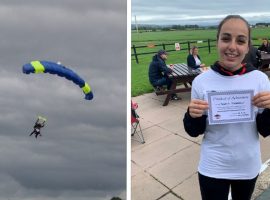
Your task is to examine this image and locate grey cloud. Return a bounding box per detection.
[132,0,270,25]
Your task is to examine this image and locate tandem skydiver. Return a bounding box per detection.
[29,117,46,138]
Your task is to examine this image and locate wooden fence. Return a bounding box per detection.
[131,39,216,64]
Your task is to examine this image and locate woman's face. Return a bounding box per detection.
[263,40,268,46]
[217,18,249,71]
[193,48,198,55]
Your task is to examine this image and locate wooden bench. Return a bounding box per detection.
[155,63,201,106]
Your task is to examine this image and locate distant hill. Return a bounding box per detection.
[131,24,217,31]
[131,22,270,31]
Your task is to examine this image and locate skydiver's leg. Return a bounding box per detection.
[35,132,42,138]
[29,130,35,136]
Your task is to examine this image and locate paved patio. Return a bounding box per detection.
[131,90,270,200]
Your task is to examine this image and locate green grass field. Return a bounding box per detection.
[131,27,270,97]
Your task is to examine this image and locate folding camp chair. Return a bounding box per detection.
[131,101,145,144]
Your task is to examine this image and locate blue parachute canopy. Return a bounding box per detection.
[22,61,93,100]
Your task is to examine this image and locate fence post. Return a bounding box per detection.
[208,39,211,53]
[162,43,166,50]
[132,45,139,64]
[187,41,190,53]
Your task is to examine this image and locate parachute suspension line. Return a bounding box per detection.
[82,83,91,94]
[31,61,45,73]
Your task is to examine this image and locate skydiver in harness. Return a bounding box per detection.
[29,116,46,138]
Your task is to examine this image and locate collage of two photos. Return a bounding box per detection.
[131,0,270,200]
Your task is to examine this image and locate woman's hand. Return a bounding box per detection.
[253,91,270,109]
[188,99,209,118]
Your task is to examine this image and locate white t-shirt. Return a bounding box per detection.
[192,68,270,179]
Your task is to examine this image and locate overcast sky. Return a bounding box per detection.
[131,0,270,25]
[0,1,126,200]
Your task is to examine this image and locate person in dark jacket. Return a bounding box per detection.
[258,38,270,68]
[187,46,206,69]
[242,44,261,68]
[258,38,270,53]
[148,50,179,100]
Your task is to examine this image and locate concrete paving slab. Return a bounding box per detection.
[141,86,191,106]
[158,113,203,144]
[132,91,191,111]
[159,192,182,200]
[132,94,165,111]
[131,171,169,200]
[132,125,173,150]
[131,161,143,177]
[148,144,200,189]
[131,134,145,146]
[260,136,270,162]
[171,92,192,109]
[172,172,201,200]
[132,134,194,169]
[139,105,180,125]
[157,111,185,133]
[136,116,155,131]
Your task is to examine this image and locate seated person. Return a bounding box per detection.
[242,44,261,68]
[187,46,206,69]
[148,50,179,100]
[258,38,270,53]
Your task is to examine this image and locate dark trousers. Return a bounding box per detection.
[152,76,172,90]
[198,173,258,200]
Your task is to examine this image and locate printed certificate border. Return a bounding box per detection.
[207,90,254,125]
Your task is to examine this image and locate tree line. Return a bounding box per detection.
[131,24,207,32]
[131,22,270,32]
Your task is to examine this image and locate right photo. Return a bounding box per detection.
[130,0,270,200]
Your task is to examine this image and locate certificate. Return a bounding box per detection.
[207,90,254,125]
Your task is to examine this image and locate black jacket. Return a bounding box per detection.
[183,62,270,138]
[187,54,202,69]
[243,45,261,68]
[148,54,172,85]
[258,44,270,53]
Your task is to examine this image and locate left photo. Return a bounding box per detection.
[0,1,126,200]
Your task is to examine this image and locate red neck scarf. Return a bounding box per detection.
[219,64,247,76]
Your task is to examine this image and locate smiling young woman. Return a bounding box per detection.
[183,15,270,200]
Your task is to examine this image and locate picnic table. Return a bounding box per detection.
[259,52,270,72]
[155,63,201,106]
